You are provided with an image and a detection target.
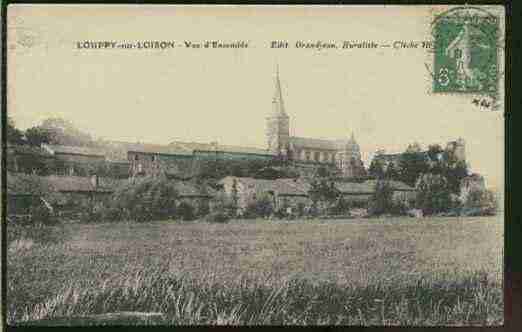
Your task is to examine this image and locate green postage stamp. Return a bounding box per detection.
[432,7,500,94]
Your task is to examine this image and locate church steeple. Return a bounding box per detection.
[272,64,287,116]
[266,64,290,155]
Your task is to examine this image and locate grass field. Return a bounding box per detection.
[7,216,504,326]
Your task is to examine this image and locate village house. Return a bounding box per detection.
[6,144,55,175]
[127,144,194,178]
[333,179,416,207]
[7,172,120,218]
[171,181,218,213]
[219,176,416,214]
[41,144,107,176]
[219,176,311,213]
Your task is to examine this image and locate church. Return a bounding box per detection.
[266,67,367,178]
[7,68,368,180]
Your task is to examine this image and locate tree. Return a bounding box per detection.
[405,142,422,153]
[110,175,179,222]
[25,126,52,146]
[415,173,453,215]
[308,179,339,214]
[368,180,395,215]
[443,160,469,195]
[231,178,239,214]
[427,144,444,163]
[6,117,25,144]
[463,188,498,216]
[399,148,430,187]
[315,165,333,178]
[329,195,351,215]
[384,162,400,180]
[368,158,385,179]
[25,117,95,147]
[244,193,274,218]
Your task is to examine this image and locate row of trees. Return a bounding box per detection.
[368,143,468,192]
[7,116,102,147]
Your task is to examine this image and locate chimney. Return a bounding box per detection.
[91,174,99,188]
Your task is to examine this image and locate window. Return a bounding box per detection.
[151,155,156,162]
[138,163,143,173]
[314,151,320,162]
[134,155,139,161]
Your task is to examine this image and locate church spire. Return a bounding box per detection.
[272,64,287,116]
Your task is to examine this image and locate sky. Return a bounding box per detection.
[7,5,505,189]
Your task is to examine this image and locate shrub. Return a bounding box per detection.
[79,201,115,223]
[195,200,210,218]
[177,201,196,221]
[109,176,179,222]
[462,188,498,216]
[244,194,274,219]
[211,192,237,217]
[204,211,230,223]
[29,204,56,226]
[415,174,453,216]
[329,196,351,215]
[296,202,306,217]
[368,180,395,216]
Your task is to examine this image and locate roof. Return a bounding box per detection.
[7,144,54,157]
[221,176,309,196]
[86,140,275,161]
[172,181,217,197]
[44,175,113,193]
[289,136,346,151]
[127,143,193,156]
[334,181,376,194]
[42,144,106,158]
[200,144,275,156]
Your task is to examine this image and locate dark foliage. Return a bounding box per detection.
[177,201,196,221]
[368,180,395,216]
[244,194,274,218]
[203,211,230,223]
[415,174,453,215]
[6,117,25,145]
[398,151,430,187]
[108,176,179,222]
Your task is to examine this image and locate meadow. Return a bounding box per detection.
[6,216,504,326]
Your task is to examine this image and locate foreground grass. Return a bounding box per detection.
[14,268,502,326]
[7,216,504,325]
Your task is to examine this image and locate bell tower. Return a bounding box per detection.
[341,132,365,177]
[266,65,290,156]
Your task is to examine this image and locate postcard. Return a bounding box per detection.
[4,4,505,326]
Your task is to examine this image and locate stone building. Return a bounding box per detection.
[219,176,311,213]
[265,67,366,177]
[219,176,415,213]
[41,144,107,176]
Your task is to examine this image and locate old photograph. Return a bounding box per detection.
[4,4,505,326]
